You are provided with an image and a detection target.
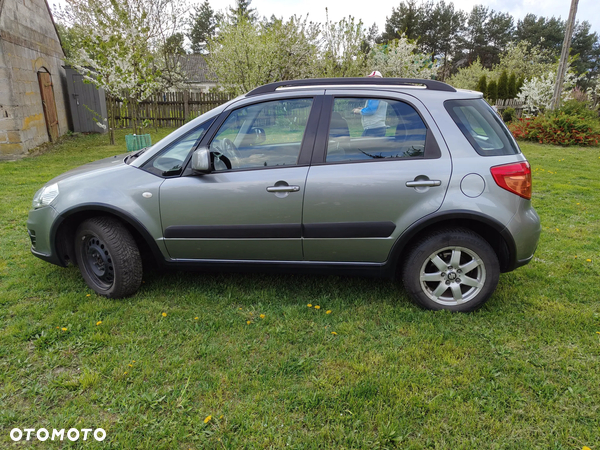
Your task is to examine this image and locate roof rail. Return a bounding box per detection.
[246,78,456,96]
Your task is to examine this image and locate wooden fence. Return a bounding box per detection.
[107,91,234,128]
[494,98,524,118]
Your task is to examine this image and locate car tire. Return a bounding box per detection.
[402,228,499,312]
[75,217,143,298]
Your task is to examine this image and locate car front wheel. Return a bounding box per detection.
[75,217,143,298]
[402,228,499,312]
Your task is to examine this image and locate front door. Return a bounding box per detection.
[160,97,318,261]
[38,72,59,142]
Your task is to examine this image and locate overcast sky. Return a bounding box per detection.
[233,0,599,35]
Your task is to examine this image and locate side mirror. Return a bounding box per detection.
[191,147,211,174]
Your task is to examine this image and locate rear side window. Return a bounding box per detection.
[445,99,520,156]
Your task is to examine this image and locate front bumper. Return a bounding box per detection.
[26,205,63,266]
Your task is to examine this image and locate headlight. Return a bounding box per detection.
[32,183,59,209]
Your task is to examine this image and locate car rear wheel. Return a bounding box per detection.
[75,217,142,298]
[402,228,499,312]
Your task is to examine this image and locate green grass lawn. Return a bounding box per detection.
[1,130,599,449]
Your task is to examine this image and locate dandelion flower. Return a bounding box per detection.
[315,305,320,310]
[247,320,252,325]
[260,314,265,319]
[587,259,592,262]
[194,317,199,320]
[128,364,133,367]
[96,321,102,326]
[555,228,559,232]
[583,447,591,450]
[239,307,242,310]
[61,327,67,331]
[162,312,167,317]
[596,332,600,335]
[204,415,212,423]
[326,310,332,314]
[331,331,337,335]
[86,294,91,297]
[307,304,312,308]
[124,371,128,375]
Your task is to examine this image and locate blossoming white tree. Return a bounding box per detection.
[518,67,581,115]
[57,0,186,143]
[368,35,438,79]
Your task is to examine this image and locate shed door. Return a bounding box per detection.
[38,72,59,142]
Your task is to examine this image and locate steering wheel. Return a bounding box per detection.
[211,138,241,169]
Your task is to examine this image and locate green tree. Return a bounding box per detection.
[516,76,525,94]
[497,70,508,100]
[508,72,517,98]
[207,15,319,95]
[476,74,487,97]
[188,0,217,53]
[380,0,424,43]
[228,0,257,24]
[165,33,186,55]
[319,14,369,78]
[487,79,498,102]
[54,23,78,59]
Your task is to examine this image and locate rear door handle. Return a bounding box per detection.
[406,180,441,187]
[266,185,300,193]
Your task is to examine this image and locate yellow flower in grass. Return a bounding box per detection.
[331,331,337,336]
[86,294,91,297]
[260,314,265,319]
[247,320,252,325]
[61,328,67,331]
[582,447,591,450]
[204,415,212,424]
[326,310,332,314]
[194,317,199,320]
[314,305,320,310]
[96,321,102,326]
[162,312,167,317]
[307,304,312,308]
[586,259,592,262]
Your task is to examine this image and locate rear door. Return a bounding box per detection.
[302,91,452,262]
[159,95,323,261]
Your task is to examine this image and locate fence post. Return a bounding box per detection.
[183,90,189,123]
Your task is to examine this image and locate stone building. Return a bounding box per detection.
[0,0,69,159]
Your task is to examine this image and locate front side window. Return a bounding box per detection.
[326,98,428,162]
[445,99,520,156]
[144,120,213,176]
[209,98,313,171]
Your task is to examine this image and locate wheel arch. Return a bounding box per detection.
[386,210,517,277]
[51,204,166,268]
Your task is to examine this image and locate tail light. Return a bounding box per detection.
[490,161,532,200]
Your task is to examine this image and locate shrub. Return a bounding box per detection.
[497,70,508,100]
[502,107,516,123]
[508,73,517,99]
[476,75,487,97]
[509,111,600,146]
[487,80,498,102]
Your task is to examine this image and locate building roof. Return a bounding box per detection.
[178,54,217,84]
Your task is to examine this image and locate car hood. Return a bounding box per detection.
[46,153,129,185]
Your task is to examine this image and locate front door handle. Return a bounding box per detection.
[266,185,300,193]
[406,180,441,187]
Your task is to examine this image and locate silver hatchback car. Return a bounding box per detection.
[27,78,541,312]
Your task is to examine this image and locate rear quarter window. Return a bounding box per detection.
[445,99,520,156]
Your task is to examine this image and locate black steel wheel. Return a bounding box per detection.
[75,217,142,298]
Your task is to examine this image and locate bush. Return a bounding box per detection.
[502,107,516,123]
[509,111,600,146]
